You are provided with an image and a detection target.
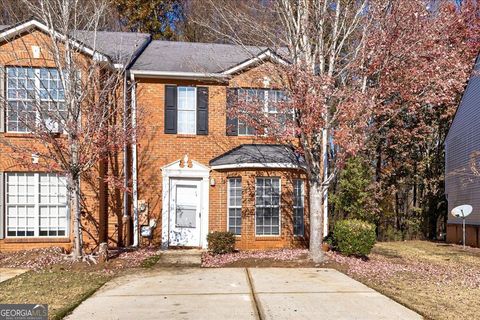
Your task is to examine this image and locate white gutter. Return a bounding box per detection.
[211,163,305,170]
[130,69,227,80]
[130,72,139,247]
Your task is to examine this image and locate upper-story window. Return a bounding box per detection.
[164,85,208,135]
[177,87,197,134]
[228,88,288,136]
[6,67,65,133]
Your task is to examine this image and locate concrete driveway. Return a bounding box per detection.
[66,268,422,320]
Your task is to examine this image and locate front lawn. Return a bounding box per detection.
[328,241,480,320]
[0,247,160,319]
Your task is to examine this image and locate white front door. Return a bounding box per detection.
[169,178,202,247]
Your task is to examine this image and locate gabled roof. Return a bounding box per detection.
[130,40,289,78]
[0,19,151,67]
[209,144,305,170]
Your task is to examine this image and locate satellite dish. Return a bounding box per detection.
[451,205,473,218]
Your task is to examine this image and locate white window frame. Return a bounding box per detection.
[177,86,197,134]
[6,67,65,133]
[236,88,288,136]
[293,179,305,236]
[255,177,281,236]
[5,172,69,238]
[227,177,242,235]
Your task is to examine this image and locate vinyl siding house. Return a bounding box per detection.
[445,55,480,248]
[0,19,309,252]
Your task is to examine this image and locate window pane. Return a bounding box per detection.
[255,178,280,236]
[6,172,68,237]
[228,178,242,235]
[293,179,304,236]
[177,87,196,134]
[176,205,196,228]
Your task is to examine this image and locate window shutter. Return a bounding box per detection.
[164,85,177,134]
[226,88,238,136]
[196,87,209,135]
[0,66,5,133]
[0,172,4,239]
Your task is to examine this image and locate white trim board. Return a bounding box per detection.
[222,49,290,75]
[130,70,227,80]
[211,163,305,170]
[0,19,110,63]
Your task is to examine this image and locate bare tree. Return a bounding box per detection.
[195,0,372,262]
[0,0,137,259]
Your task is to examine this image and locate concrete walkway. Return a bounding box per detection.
[0,268,29,283]
[66,268,421,320]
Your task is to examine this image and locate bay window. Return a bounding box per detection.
[255,177,281,236]
[293,179,305,236]
[227,177,242,235]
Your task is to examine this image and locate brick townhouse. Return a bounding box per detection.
[0,18,309,252]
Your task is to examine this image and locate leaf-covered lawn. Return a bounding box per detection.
[327,241,480,320]
[0,246,161,319]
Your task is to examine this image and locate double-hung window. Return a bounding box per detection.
[255,177,281,236]
[6,67,65,133]
[293,179,305,236]
[177,86,196,134]
[227,178,242,235]
[6,173,68,237]
[235,89,288,136]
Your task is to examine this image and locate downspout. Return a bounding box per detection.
[322,128,329,237]
[130,72,139,247]
[123,71,129,220]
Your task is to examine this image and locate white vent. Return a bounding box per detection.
[32,46,41,58]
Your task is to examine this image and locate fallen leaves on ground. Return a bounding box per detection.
[326,250,480,289]
[0,247,71,270]
[202,248,309,267]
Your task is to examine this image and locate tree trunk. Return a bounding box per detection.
[309,179,324,263]
[72,176,83,259]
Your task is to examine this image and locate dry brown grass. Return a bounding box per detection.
[350,241,480,320]
[0,266,112,319]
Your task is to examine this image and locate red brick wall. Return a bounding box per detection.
[0,29,107,252]
[446,223,480,247]
[135,63,307,250]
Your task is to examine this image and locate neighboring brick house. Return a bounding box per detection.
[0,19,309,252]
[445,55,480,248]
[0,19,150,252]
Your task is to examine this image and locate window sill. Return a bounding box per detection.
[176,134,198,138]
[4,237,70,243]
[2,132,63,139]
[255,236,282,241]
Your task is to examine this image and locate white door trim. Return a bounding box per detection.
[161,156,210,249]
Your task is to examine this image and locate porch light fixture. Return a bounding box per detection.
[210,178,216,186]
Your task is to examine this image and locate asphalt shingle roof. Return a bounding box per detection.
[131,40,287,73]
[209,144,305,167]
[0,23,150,65]
[73,30,150,65]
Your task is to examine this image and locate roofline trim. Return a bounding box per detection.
[0,18,111,63]
[129,69,228,79]
[221,49,290,75]
[211,162,305,170]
